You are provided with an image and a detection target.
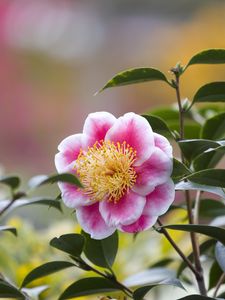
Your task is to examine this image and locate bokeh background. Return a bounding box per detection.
[1,1,225,299]
[1,0,225,175]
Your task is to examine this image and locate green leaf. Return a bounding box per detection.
[133,278,185,300]
[189,82,225,110]
[82,231,118,269]
[29,173,82,188]
[186,169,225,188]
[0,176,20,190]
[215,242,225,273]
[199,199,225,218]
[97,68,171,93]
[17,197,62,212]
[21,261,75,287]
[59,277,120,299]
[50,234,85,258]
[201,112,225,140]
[169,120,201,139]
[178,139,219,161]
[177,296,216,300]
[150,258,174,268]
[142,115,174,139]
[162,224,225,245]
[208,260,223,290]
[0,281,25,299]
[0,226,17,236]
[177,239,216,276]
[186,49,225,68]
[123,268,175,288]
[175,181,225,199]
[171,159,191,180]
[193,145,225,171]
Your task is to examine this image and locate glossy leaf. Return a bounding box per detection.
[208,260,223,290]
[59,277,120,299]
[189,82,225,109]
[133,278,185,300]
[50,234,85,258]
[0,226,17,236]
[201,112,225,140]
[82,230,118,269]
[0,281,25,299]
[175,181,225,199]
[18,197,62,212]
[142,115,174,139]
[187,169,225,188]
[162,224,225,245]
[123,268,175,287]
[178,296,215,300]
[22,285,49,298]
[21,261,75,287]
[193,145,225,171]
[29,173,82,188]
[98,68,171,93]
[199,199,225,218]
[178,139,219,161]
[0,176,20,190]
[215,242,225,273]
[171,159,191,180]
[186,49,225,68]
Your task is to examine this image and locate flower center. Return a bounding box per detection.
[75,140,137,203]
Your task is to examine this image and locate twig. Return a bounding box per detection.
[157,219,199,277]
[172,68,207,296]
[213,272,225,298]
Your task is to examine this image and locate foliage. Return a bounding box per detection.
[1,49,225,299]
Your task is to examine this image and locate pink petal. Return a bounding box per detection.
[76,202,116,239]
[99,191,146,226]
[58,182,91,208]
[55,134,85,172]
[133,147,173,196]
[120,214,157,233]
[144,179,175,216]
[83,112,116,146]
[154,133,173,158]
[105,113,154,166]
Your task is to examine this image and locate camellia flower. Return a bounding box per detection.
[55,112,175,239]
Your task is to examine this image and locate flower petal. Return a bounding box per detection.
[120,214,157,233]
[144,179,175,216]
[76,202,116,239]
[133,147,173,196]
[55,134,85,172]
[83,112,116,146]
[154,133,173,158]
[99,191,146,226]
[105,112,154,166]
[58,182,91,208]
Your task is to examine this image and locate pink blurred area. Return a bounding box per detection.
[0,0,225,175]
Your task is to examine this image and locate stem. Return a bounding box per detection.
[173,69,207,296]
[194,190,201,225]
[89,264,133,297]
[213,272,225,298]
[157,219,198,277]
[0,198,16,217]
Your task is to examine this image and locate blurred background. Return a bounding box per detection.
[1,1,225,298]
[1,0,225,175]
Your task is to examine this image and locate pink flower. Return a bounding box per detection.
[55,112,175,239]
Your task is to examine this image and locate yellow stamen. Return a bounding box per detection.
[75,140,137,203]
